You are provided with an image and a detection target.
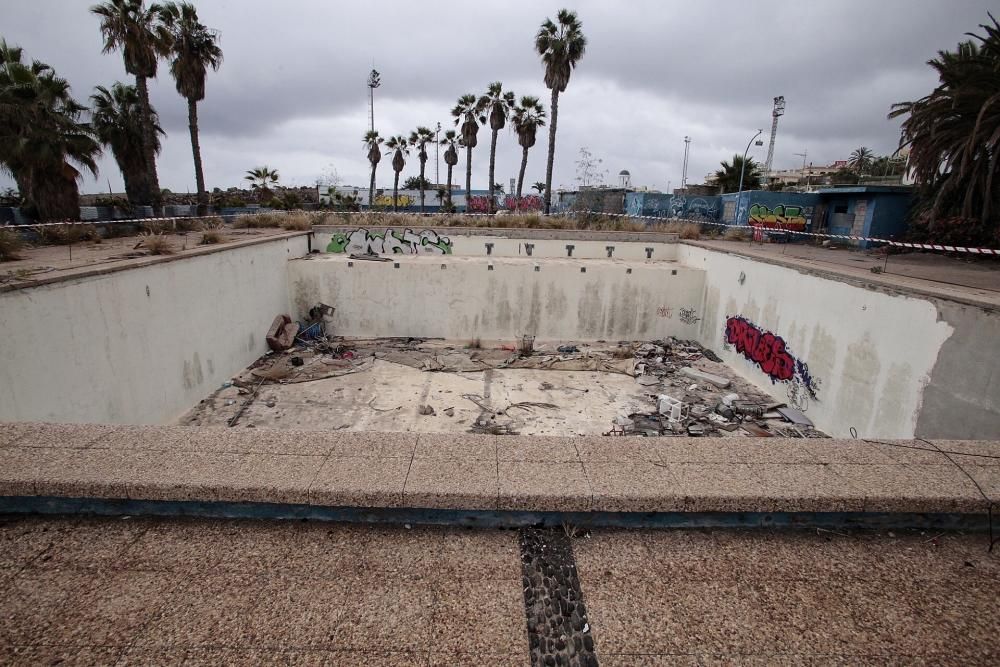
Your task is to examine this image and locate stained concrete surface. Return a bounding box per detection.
[1,517,998,665]
[182,340,811,438]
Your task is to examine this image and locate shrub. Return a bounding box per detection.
[279,212,315,231]
[140,232,174,255]
[233,213,282,229]
[37,224,98,245]
[0,227,25,261]
[724,226,751,241]
[199,230,223,245]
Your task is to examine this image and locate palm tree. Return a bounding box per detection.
[439,129,459,210]
[408,126,435,212]
[0,42,101,220]
[91,82,163,207]
[511,96,546,206]
[244,166,278,202]
[363,130,382,210]
[480,82,516,213]
[158,1,222,215]
[451,93,484,208]
[91,0,171,214]
[848,146,874,175]
[535,9,587,214]
[890,14,1000,226]
[714,154,761,193]
[532,181,546,194]
[384,135,410,212]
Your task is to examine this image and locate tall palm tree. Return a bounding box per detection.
[158,1,222,215]
[890,14,1000,226]
[480,82,516,213]
[408,126,435,212]
[535,9,586,214]
[532,181,546,194]
[92,0,171,214]
[439,129,459,210]
[363,130,382,210]
[0,42,101,220]
[384,135,410,212]
[848,147,874,175]
[511,96,546,205]
[451,93,484,208]
[91,82,163,207]
[714,155,761,193]
[244,166,278,202]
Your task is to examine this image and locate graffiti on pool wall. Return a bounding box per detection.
[679,307,701,324]
[748,203,808,231]
[723,316,820,406]
[326,228,453,255]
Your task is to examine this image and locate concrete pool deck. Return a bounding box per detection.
[1,423,997,519]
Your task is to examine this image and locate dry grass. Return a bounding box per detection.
[140,232,174,255]
[655,222,701,239]
[0,227,25,261]
[199,230,223,245]
[233,212,283,229]
[723,226,751,242]
[279,212,318,231]
[37,224,98,245]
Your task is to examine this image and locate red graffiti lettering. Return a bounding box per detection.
[725,316,796,383]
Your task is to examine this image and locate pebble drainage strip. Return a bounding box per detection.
[520,528,599,666]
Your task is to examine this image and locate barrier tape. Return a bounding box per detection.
[4,208,998,255]
[575,210,1000,256]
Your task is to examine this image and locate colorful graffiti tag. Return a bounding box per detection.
[326,228,453,255]
[373,194,412,208]
[748,203,808,231]
[723,316,819,403]
[502,195,544,211]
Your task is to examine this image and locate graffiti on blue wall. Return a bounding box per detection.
[626,193,720,220]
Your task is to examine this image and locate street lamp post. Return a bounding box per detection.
[435,122,441,191]
[736,129,764,223]
[367,69,381,133]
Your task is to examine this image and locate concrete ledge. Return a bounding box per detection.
[314,225,680,244]
[0,230,311,294]
[1,423,997,518]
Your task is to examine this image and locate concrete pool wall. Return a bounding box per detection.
[0,233,310,425]
[0,226,996,439]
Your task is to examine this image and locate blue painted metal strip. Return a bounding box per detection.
[0,496,989,532]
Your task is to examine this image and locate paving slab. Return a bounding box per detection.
[0,424,995,518]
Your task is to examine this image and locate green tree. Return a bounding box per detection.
[480,81,515,213]
[91,82,163,207]
[402,175,432,191]
[532,181,546,194]
[451,93,484,202]
[363,130,382,209]
[384,135,410,212]
[244,166,278,202]
[439,129,460,210]
[890,14,1000,227]
[0,41,101,220]
[848,146,874,175]
[158,1,222,215]
[535,9,587,214]
[91,0,171,213]
[714,154,761,193]
[511,96,546,204]
[408,126,435,212]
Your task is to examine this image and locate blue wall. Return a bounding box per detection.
[717,190,820,229]
[624,192,721,220]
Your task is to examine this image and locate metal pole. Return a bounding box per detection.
[736,129,763,224]
[681,136,691,190]
[435,122,441,188]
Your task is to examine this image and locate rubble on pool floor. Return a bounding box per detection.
[182,336,827,438]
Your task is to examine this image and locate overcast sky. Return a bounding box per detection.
[3,0,997,195]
